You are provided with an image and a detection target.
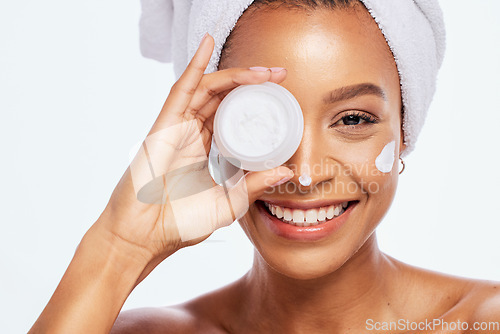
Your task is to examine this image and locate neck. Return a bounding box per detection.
[238,234,397,333]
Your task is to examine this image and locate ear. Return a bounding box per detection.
[399,129,407,156]
[399,107,407,155]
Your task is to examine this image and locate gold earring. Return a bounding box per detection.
[399,157,406,175]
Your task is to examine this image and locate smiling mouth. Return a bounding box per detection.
[258,200,354,227]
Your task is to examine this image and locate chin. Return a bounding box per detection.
[258,246,354,280]
[239,198,383,281]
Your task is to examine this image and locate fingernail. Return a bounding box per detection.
[249,66,270,72]
[198,32,209,47]
[270,67,286,73]
[271,175,293,187]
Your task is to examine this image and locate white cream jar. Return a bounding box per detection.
[212,82,304,172]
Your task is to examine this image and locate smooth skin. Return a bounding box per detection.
[28,33,294,334]
[31,3,500,334]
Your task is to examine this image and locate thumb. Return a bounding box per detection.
[218,166,293,225]
[241,166,295,204]
[245,166,294,203]
[169,165,294,243]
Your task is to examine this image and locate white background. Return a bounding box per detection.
[1,0,499,332]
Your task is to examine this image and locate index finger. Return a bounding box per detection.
[151,33,215,133]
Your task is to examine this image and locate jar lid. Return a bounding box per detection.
[213,82,304,171]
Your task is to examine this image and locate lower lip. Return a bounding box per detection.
[256,200,357,242]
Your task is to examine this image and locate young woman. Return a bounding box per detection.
[30,0,500,333]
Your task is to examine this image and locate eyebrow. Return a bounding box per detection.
[323,83,387,104]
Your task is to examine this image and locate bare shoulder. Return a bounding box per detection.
[110,305,203,334]
[388,255,500,324]
[463,280,500,321]
[110,280,241,334]
[110,304,229,334]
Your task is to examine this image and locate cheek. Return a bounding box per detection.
[375,141,396,173]
[367,140,399,197]
[238,207,259,245]
[332,139,398,197]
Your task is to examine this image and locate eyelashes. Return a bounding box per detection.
[329,111,378,128]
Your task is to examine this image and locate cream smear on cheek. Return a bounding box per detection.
[375,141,396,173]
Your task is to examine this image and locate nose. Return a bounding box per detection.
[283,126,336,191]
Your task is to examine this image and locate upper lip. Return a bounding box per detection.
[258,198,358,210]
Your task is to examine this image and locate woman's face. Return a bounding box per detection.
[218,4,405,279]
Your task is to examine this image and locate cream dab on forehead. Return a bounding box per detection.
[375,141,396,173]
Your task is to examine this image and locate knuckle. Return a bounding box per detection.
[188,60,207,73]
[169,81,178,92]
[171,83,196,96]
[204,86,218,98]
[169,81,180,94]
[183,85,197,96]
[196,78,220,99]
[185,106,200,115]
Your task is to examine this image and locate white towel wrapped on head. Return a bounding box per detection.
[139,0,446,157]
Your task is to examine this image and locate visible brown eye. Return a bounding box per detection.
[342,114,365,125]
[330,111,377,127]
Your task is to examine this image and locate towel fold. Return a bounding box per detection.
[139,0,446,157]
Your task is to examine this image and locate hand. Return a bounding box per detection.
[95,33,294,271]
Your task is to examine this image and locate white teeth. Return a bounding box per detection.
[263,201,351,226]
[305,209,317,223]
[293,210,305,223]
[326,206,334,219]
[283,208,292,221]
[276,206,284,219]
[317,208,326,221]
